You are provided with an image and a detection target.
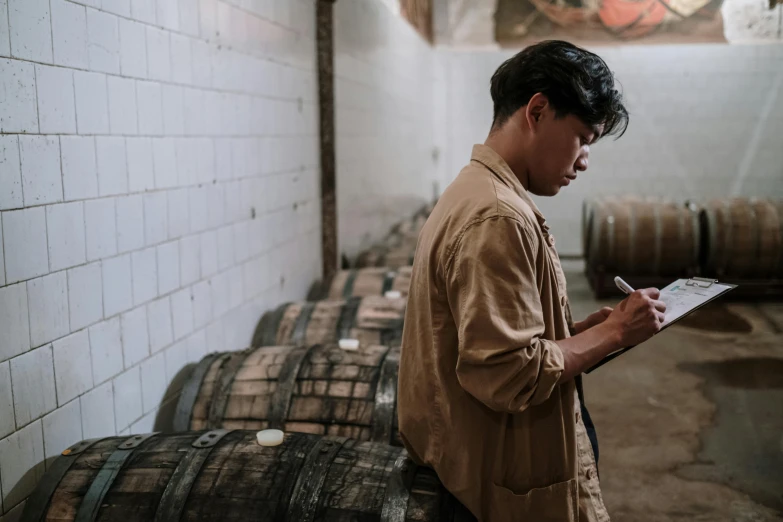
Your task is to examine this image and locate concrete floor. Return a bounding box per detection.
[566,271,783,522]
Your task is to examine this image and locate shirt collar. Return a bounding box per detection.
[470,144,549,232]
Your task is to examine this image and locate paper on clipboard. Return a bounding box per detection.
[658,278,736,329]
[586,277,736,373]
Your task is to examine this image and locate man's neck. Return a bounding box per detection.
[484,130,530,191]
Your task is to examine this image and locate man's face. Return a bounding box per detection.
[527,110,599,197]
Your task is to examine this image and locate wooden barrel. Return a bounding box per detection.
[252,296,406,348]
[586,196,700,276]
[308,267,414,300]
[701,198,783,278]
[21,431,474,522]
[173,343,402,446]
[355,237,418,269]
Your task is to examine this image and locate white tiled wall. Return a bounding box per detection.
[334,0,439,257]
[0,0,331,515]
[437,44,783,255]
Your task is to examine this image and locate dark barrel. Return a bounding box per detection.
[21,431,474,522]
[252,296,406,348]
[585,196,700,276]
[172,343,403,446]
[308,267,413,300]
[701,198,783,278]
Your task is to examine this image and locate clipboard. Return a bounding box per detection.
[586,277,737,373]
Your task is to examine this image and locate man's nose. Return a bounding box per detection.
[575,155,588,171]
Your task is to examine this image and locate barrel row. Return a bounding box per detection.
[21,430,474,522]
[308,266,414,300]
[354,201,436,269]
[583,197,783,278]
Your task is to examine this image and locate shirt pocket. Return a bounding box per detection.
[489,479,578,521]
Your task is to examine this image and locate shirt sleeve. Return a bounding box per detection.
[446,215,565,413]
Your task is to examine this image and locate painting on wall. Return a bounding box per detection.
[495,0,731,44]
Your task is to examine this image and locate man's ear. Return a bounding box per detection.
[525,92,549,131]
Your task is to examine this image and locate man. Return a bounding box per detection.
[398,41,667,521]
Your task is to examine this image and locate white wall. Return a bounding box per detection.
[438,44,783,256]
[334,0,439,257]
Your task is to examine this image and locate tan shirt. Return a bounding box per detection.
[398,145,609,522]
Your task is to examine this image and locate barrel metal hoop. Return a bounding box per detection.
[20,438,107,522]
[372,347,400,445]
[290,302,316,345]
[381,271,396,295]
[380,452,416,522]
[252,303,290,347]
[285,436,349,522]
[206,351,253,429]
[268,344,320,429]
[173,353,222,431]
[73,433,160,522]
[153,430,234,522]
[337,297,362,340]
[341,270,358,298]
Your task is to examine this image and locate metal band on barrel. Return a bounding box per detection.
[268,344,320,429]
[173,352,222,431]
[290,303,316,345]
[372,347,400,445]
[380,453,415,522]
[152,430,234,522]
[381,271,396,295]
[206,351,252,429]
[341,270,358,298]
[19,438,106,522]
[252,303,289,347]
[73,433,159,522]
[285,436,349,522]
[337,297,362,340]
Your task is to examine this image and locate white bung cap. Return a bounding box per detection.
[256,429,284,446]
[338,338,360,351]
[384,290,402,299]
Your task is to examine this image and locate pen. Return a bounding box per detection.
[614,276,635,295]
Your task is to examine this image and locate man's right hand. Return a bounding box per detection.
[605,288,667,347]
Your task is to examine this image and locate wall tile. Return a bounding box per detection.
[10,345,56,426]
[27,272,69,348]
[67,262,103,331]
[0,419,45,509]
[52,330,93,405]
[0,283,30,362]
[88,316,122,384]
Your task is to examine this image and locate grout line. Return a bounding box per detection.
[49,343,59,408]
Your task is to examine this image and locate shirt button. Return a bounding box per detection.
[548,235,555,246]
[575,410,581,423]
[586,468,596,480]
[560,295,566,306]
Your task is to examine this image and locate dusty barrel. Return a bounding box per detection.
[308,267,413,300]
[701,198,783,278]
[173,343,402,446]
[355,237,419,269]
[586,197,700,275]
[252,296,406,348]
[21,431,474,522]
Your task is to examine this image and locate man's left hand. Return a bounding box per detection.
[574,307,613,334]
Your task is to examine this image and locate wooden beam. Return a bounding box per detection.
[317,0,338,282]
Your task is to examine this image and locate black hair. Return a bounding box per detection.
[490,40,628,139]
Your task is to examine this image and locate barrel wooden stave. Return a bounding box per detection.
[182,343,402,447]
[25,431,472,522]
